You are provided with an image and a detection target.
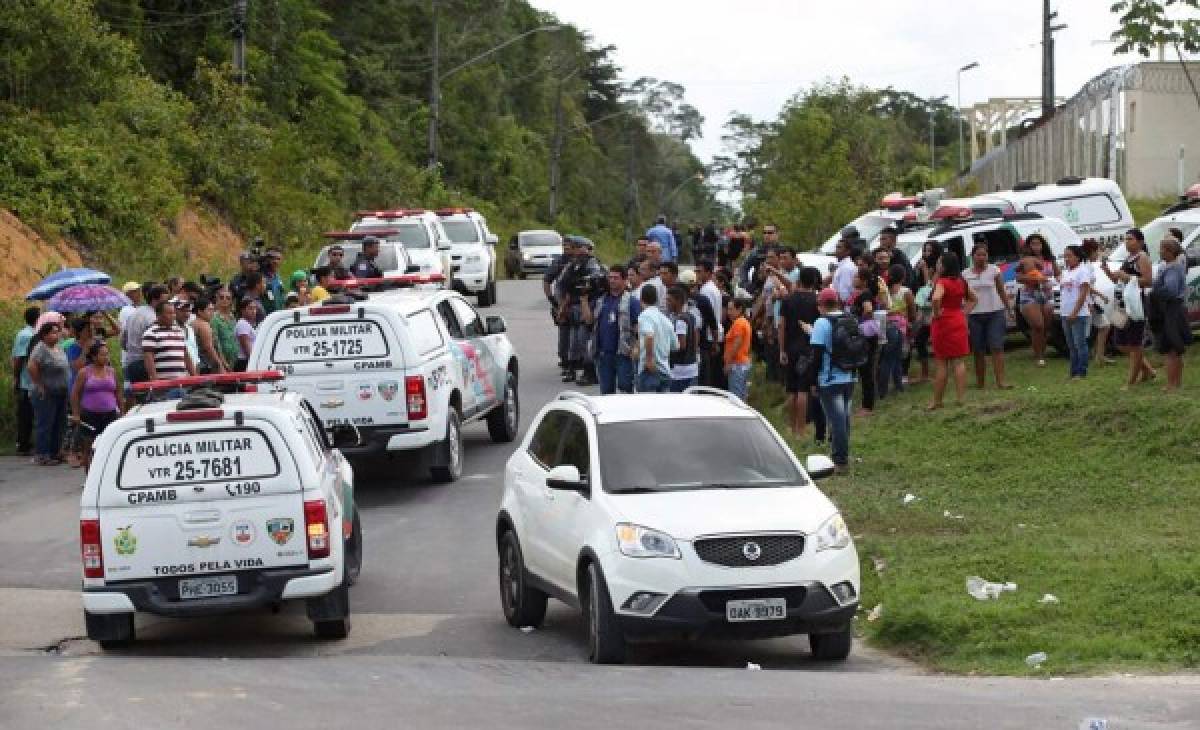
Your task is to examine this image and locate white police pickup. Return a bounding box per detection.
[350,208,454,289]
[79,372,362,646]
[246,280,520,482]
[434,207,500,307]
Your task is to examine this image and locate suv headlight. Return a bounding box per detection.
[615,523,680,559]
[814,514,851,552]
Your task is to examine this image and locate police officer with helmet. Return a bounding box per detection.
[555,235,606,385]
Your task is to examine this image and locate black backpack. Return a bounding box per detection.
[825,314,869,373]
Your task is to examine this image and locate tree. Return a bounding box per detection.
[1111,0,1200,110]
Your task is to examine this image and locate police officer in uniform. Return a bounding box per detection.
[555,235,606,385]
[351,236,384,279]
[543,237,576,377]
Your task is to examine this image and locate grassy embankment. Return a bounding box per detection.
[753,345,1200,675]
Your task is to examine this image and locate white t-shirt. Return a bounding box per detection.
[963,264,1004,314]
[700,280,724,339]
[1058,262,1095,318]
[832,257,858,304]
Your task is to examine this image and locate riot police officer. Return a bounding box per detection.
[543,237,576,377]
[554,235,606,385]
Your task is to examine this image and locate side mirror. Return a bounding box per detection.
[546,464,587,492]
[805,454,836,480]
[485,315,507,335]
[485,233,499,246]
[329,424,362,450]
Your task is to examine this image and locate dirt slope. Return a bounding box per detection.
[0,210,83,300]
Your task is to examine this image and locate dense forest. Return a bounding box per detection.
[0,0,721,277]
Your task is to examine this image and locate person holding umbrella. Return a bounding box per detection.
[26,318,70,465]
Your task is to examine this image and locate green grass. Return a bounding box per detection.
[752,346,1200,675]
[1128,196,1177,227]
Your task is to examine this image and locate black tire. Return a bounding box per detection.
[486,372,519,443]
[314,617,350,639]
[583,562,626,664]
[498,530,548,628]
[344,508,362,587]
[809,625,853,660]
[429,409,463,483]
[477,280,496,307]
[85,610,135,648]
[312,582,351,639]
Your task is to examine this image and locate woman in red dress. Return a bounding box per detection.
[929,251,976,410]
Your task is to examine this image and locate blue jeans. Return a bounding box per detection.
[727,363,751,401]
[594,352,635,394]
[816,382,854,466]
[636,369,670,393]
[669,376,696,393]
[877,323,904,399]
[31,390,67,458]
[1063,316,1090,377]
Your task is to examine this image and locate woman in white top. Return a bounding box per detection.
[1058,245,1094,380]
[963,242,1013,389]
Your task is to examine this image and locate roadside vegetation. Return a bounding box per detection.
[753,347,1200,675]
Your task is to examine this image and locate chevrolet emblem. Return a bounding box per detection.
[321,398,345,408]
[187,536,221,548]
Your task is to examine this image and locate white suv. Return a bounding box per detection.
[495,388,859,664]
[247,285,520,482]
[79,373,361,646]
[435,207,499,307]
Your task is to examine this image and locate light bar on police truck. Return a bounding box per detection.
[131,370,285,394]
[930,206,974,222]
[353,209,426,219]
[323,229,399,240]
[880,193,920,211]
[434,207,475,216]
[333,274,446,289]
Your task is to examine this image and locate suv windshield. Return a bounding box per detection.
[441,220,481,244]
[316,243,400,272]
[520,232,561,248]
[354,222,431,249]
[598,417,803,493]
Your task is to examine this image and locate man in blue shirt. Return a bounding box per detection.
[635,285,675,393]
[646,215,678,263]
[584,266,640,394]
[11,306,39,455]
[808,288,857,472]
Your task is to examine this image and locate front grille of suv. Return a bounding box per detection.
[693,534,805,568]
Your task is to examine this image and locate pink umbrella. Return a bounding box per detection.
[46,284,132,314]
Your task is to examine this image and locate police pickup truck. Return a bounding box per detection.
[434,207,500,307]
[80,372,361,646]
[246,277,520,482]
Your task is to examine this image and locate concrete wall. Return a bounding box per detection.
[1124,64,1200,198]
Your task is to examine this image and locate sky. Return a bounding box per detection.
[531,0,1153,171]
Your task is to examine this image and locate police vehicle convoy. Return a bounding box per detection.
[247,277,520,482]
[79,371,361,646]
[350,209,455,289]
[434,207,500,307]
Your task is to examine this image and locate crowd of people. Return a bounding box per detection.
[9,238,391,470]
[545,218,1193,474]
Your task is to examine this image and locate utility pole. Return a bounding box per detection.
[548,76,567,221]
[426,0,440,170]
[624,122,637,246]
[232,0,248,83]
[1042,1,1067,118]
[929,102,936,172]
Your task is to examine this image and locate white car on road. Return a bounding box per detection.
[495,388,859,664]
[435,207,500,307]
[79,372,361,646]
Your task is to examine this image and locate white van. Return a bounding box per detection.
[981,177,1134,251]
[246,286,520,482]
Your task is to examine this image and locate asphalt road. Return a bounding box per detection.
[0,280,1195,729]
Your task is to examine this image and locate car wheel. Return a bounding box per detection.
[430,410,463,483]
[314,617,350,639]
[344,508,362,587]
[583,562,626,665]
[498,530,547,628]
[85,610,135,648]
[478,280,496,307]
[809,625,853,660]
[486,372,519,443]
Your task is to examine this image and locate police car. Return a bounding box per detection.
[315,230,414,278]
[350,209,454,288]
[246,278,520,482]
[79,372,361,646]
[434,207,500,307]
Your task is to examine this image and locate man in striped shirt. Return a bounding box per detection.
[142,301,196,382]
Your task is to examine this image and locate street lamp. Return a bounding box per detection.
[427,17,563,170]
[957,61,980,173]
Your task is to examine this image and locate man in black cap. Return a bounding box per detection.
[229,251,259,303]
[840,224,866,260]
[351,236,384,279]
[326,244,350,279]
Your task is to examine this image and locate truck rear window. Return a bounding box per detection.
[118,428,281,489]
[1026,195,1121,227]
[270,319,391,363]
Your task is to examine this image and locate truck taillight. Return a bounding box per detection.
[80,519,104,578]
[304,499,330,559]
[405,375,427,420]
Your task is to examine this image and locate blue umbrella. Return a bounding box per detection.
[26,268,112,301]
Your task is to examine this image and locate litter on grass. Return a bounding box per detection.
[1039,594,1060,604]
[872,556,887,575]
[746,662,762,671]
[1079,719,1107,730]
[902,493,919,505]
[966,576,1017,601]
[1025,651,1048,668]
[519,626,536,633]
[867,604,884,622]
[943,510,964,519]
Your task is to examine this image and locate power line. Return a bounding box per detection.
[95,2,239,19]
